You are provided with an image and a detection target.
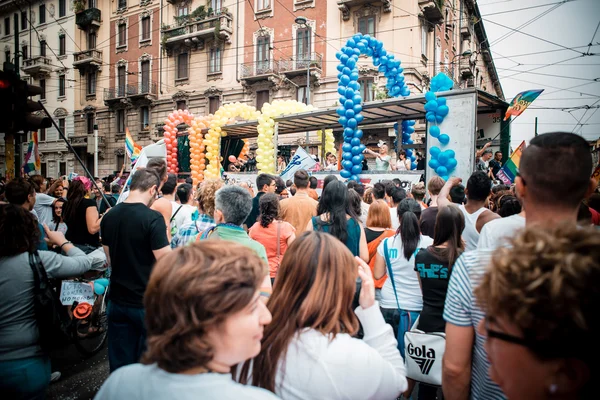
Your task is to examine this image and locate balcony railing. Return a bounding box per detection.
[338,0,391,21]
[240,61,279,80]
[419,0,443,24]
[73,49,103,70]
[162,12,233,48]
[279,53,323,75]
[76,8,101,29]
[21,56,53,76]
[104,82,158,101]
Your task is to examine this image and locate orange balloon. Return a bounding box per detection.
[199,164,206,170]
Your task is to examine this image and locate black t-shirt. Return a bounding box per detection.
[490,159,502,177]
[419,206,438,238]
[364,228,385,244]
[101,202,169,308]
[414,248,451,332]
[244,192,264,228]
[65,198,101,247]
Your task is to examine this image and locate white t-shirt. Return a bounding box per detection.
[377,234,434,310]
[34,193,56,225]
[359,201,370,227]
[172,204,196,233]
[95,364,278,400]
[375,155,391,171]
[388,207,399,231]
[477,214,526,250]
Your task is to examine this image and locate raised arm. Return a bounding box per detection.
[438,177,462,209]
[475,141,491,159]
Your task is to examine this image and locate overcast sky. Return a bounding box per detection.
[478,0,600,147]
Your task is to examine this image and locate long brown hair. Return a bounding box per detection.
[237,231,359,392]
[429,204,465,267]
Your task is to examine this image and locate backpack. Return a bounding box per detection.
[29,251,72,351]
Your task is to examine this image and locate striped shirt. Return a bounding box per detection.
[443,250,506,400]
[170,214,215,248]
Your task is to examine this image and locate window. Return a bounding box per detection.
[296,28,311,67]
[4,50,9,63]
[141,16,150,41]
[21,12,27,30]
[39,128,46,141]
[421,23,428,57]
[434,38,441,75]
[58,118,66,136]
[297,86,307,104]
[4,17,9,35]
[256,90,269,110]
[177,52,188,80]
[22,45,28,61]
[257,0,270,11]
[256,35,270,73]
[358,79,374,102]
[59,162,66,176]
[178,5,189,17]
[209,97,220,114]
[89,0,97,8]
[141,60,150,92]
[117,66,126,97]
[358,16,375,36]
[87,71,96,95]
[39,79,46,99]
[118,23,126,47]
[87,114,95,134]
[39,5,45,24]
[59,35,66,56]
[176,100,187,110]
[116,109,125,133]
[140,106,150,130]
[59,0,66,17]
[58,75,65,97]
[118,0,127,9]
[116,154,125,171]
[209,47,221,74]
[211,0,222,13]
[40,40,46,57]
[41,162,47,177]
[88,32,96,49]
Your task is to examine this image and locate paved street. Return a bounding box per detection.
[46,345,109,400]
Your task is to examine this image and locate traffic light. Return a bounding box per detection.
[0,69,52,134]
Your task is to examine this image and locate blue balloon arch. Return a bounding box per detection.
[335,33,458,181]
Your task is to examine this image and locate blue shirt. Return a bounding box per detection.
[170,214,215,248]
[443,250,506,400]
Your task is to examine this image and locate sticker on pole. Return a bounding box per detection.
[60,281,95,305]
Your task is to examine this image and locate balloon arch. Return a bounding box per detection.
[163,33,457,183]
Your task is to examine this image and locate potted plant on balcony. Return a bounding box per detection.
[191,5,207,21]
[74,0,86,13]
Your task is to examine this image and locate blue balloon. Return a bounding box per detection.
[410,155,416,162]
[438,134,450,145]
[441,175,449,181]
[94,282,106,295]
[342,143,352,152]
[406,149,413,157]
[354,129,364,139]
[336,51,343,60]
[352,146,362,156]
[338,116,347,126]
[344,46,354,56]
[345,109,355,119]
[336,107,345,116]
[347,118,357,128]
[429,126,441,138]
[429,159,440,170]
[446,158,458,170]
[401,88,411,96]
[346,38,356,48]
[342,67,352,76]
[436,105,449,117]
[356,114,364,123]
[437,153,449,166]
[340,170,351,178]
[405,126,415,134]
[350,72,359,81]
[353,104,362,114]
[349,81,360,90]
[352,165,362,175]
[359,144,366,152]
[341,75,350,85]
[344,127,354,136]
[352,94,362,104]
[430,146,441,157]
[445,149,456,159]
[426,112,436,122]
[437,97,447,105]
[436,115,445,124]
[344,136,352,144]
[350,175,359,182]
[339,96,347,104]
[340,54,349,64]
[343,152,353,161]
[352,155,363,165]
[345,88,355,98]
[337,86,346,95]
[373,57,381,66]
[351,138,361,146]
[436,166,448,176]
[407,139,414,145]
[342,160,353,169]
[425,100,438,112]
[344,100,354,109]
[346,58,356,69]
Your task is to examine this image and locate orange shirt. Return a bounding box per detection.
[249,221,295,278]
[280,191,319,233]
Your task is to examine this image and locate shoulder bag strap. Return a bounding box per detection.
[29,251,48,291]
[276,221,281,266]
[170,205,183,223]
[383,239,402,314]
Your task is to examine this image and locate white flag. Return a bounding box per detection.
[279,147,317,181]
[117,140,166,204]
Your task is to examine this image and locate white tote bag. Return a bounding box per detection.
[404,318,446,386]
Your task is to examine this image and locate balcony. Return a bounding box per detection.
[21,56,53,77]
[104,82,158,105]
[72,49,102,71]
[279,53,323,79]
[419,0,443,24]
[337,0,391,21]
[460,25,473,40]
[76,8,101,30]
[240,61,279,82]
[162,12,233,50]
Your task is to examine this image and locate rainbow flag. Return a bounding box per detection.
[22,131,41,175]
[125,128,142,166]
[496,141,526,185]
[504,89,544,121]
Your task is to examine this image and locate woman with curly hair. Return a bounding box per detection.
[94,241,276,400]
[63,177,103,253]
[249,193,295,285]
[475,224,600,400]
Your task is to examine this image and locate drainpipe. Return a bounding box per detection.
[235,0,240,83]
[159,0,163,94]
[457,0,463,87]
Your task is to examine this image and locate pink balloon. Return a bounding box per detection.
[228,155,237,163]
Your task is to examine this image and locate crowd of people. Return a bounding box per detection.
[0,131,599,400]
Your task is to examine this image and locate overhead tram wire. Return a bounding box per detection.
[587,19,600,54]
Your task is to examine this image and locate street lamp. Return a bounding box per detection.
[295,16,311,147]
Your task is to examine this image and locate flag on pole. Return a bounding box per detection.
[504,89,544,121]
[22,131,41,175]
[117,139,167,204]
[496,141,526,185]
[125,128,142,166]
[279,147,317,181]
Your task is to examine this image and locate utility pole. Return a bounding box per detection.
[534,117,538,137]
[94,124,99,176]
